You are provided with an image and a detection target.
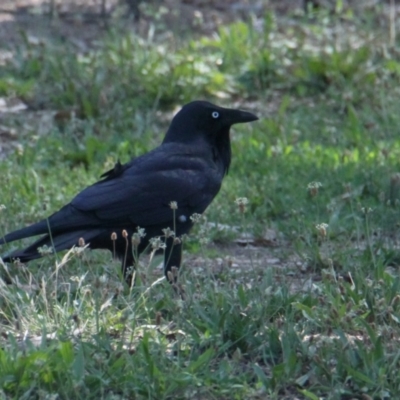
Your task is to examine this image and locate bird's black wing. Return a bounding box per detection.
[71,144,222,228]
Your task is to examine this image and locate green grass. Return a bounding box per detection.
[1,4,400,399]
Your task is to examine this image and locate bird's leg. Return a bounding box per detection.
[119,237,135,287]
[164,238,185,299]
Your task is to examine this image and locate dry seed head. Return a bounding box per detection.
[71,246,85,256]
[173,237,182,245]
[81,287,92,296]
[126,266,134,275]
[111,232,117,241]
[391,295,400,307]
[162,227,175,238]
[271,145,282,157]
[361,207,373,214]
[122,229,128,238]
[132,227,146,246]
[377,297,386,307]
[169,201,178,210]
[315,223,329,238]
[149,236,166,250]
[131,233,141,247]
[199,237,210,245]
[190,213,202,223]
[235,197,249,206]
[16,144,24,156]
[78,237,85,247]
[155,312,162,326]
[235,197,249,213]
[307,181,322,197]
[37,245,53,256]
[136,227,146,238]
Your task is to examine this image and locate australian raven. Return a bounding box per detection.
[0,101,258,283]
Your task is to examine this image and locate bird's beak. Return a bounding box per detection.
[226,109,259,125]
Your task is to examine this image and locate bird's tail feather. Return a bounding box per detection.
[0,220,50,246]
[1,229,102,263]
[0,205,99,246]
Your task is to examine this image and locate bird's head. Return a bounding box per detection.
[163,101,258,144]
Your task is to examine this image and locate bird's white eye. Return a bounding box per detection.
[211,111,219,119]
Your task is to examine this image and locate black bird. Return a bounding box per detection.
[0,101,258,283]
